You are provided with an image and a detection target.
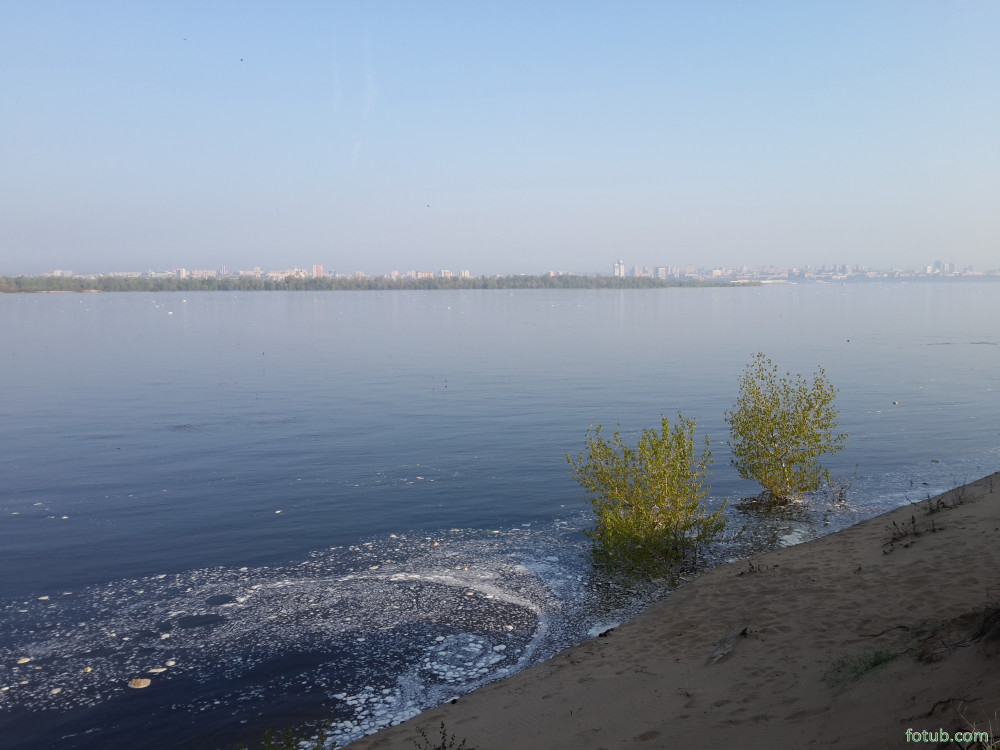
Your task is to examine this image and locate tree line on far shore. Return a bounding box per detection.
[0,274,738,294]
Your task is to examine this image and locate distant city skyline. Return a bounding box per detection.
[29,256,999,282]
[2,3,998,277]
[7,247,1000,279]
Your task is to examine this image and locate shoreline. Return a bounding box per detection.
[346,473,1000,749]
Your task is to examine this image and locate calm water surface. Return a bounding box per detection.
[1,285,998,748]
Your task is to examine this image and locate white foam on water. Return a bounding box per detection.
[0,519,660,747]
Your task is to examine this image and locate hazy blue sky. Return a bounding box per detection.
[2,1,998,276]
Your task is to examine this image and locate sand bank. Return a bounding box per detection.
[346,473,1000,749]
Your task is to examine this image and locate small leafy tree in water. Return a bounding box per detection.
[567,413,725,579]
[725,353,847,502]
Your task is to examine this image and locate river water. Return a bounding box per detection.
[1,284,998,748]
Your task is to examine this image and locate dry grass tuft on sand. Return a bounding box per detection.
[346,472,1000,750]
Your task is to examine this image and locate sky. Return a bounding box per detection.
[2,1,998,276]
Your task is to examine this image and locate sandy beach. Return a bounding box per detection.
[346,472,1000,749]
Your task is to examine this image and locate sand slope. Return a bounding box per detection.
[347,473,1000,749]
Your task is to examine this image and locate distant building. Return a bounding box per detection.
[267,268,308,279]
[613,260,625,277]
[312,265,325,278]
[458,269,471,278]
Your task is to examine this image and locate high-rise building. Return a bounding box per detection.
[312,265,325,278]
[613,260,625,277]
